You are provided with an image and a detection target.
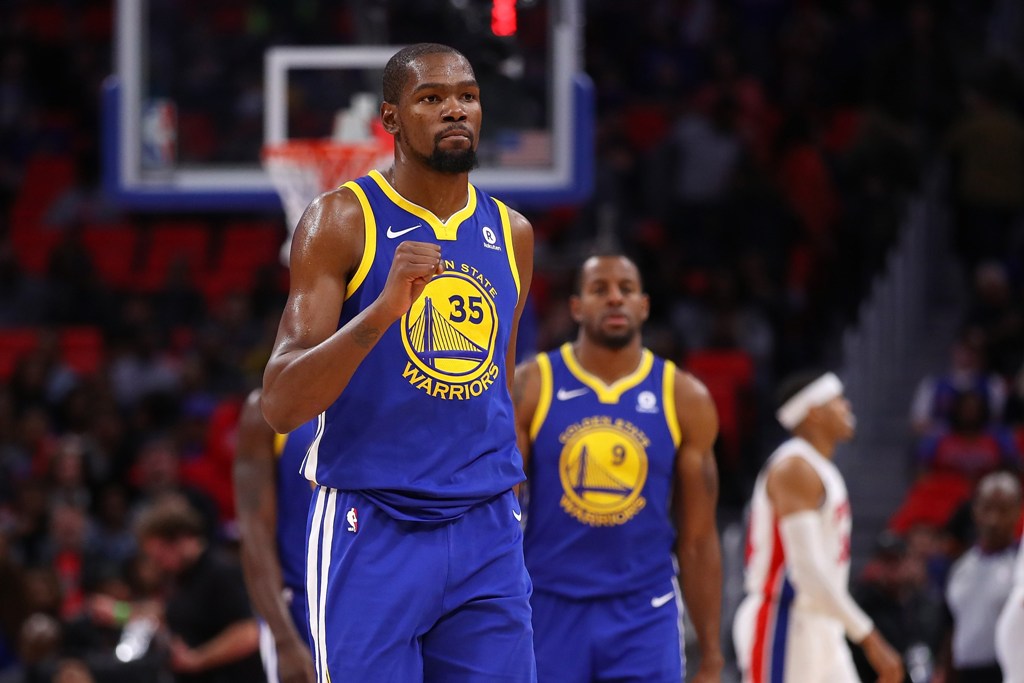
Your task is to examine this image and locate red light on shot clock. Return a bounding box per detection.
[492,0,517,37]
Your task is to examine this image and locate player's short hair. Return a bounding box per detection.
[382,43,469,104]
[573,252,644,296]
[775,369,831,411]
[135,495,204,541]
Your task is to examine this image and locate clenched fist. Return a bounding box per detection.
[377,241,444,320]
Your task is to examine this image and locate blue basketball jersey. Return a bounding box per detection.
[274,419,317,592]
[301,170,525,522]
[523,343,682,599]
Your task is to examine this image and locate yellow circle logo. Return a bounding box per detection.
[558,424,648,526]
[400,271,497,384]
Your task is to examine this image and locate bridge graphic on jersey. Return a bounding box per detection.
[566,446,633,498]
[407,297,487,369]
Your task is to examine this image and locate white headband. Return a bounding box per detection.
[776,373,844,430]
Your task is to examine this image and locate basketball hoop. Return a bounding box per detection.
[262,133,393,234]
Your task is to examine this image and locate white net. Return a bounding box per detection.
[262,135,392,263]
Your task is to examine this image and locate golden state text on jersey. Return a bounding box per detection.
[400,264,502,400]
[300,171,524,522]
[556,414,651,527]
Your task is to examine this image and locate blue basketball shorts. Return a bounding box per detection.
[305,486,537,683]
[530,580,684,683]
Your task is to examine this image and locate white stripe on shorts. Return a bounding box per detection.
[258,621,280,683]
[316,489,337,682]
[306,486,327,682]
[672,574,686,674]
[301,412,326,482]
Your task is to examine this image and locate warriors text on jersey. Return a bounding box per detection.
[300,170,524,522]
[523,343,682,599]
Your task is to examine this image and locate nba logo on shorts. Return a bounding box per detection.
[346,507,358,533]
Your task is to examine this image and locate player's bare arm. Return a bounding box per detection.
[232,390,315,683]
[512,357,541,484]
[262,188,442,432]
[503,207,534,395]
[673,370,724,682]
[766,455,903,683]
[765,455,825,515]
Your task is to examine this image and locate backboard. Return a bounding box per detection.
[103,0,593,211]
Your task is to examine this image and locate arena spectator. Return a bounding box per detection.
[940,472,1022,683]
[915,389,1019,481]
[910,334,1007,436]
[891,388,1019,534]
[135,496,263,683]
[852,531,946,682]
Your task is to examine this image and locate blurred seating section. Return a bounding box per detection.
[1,0,1023,679]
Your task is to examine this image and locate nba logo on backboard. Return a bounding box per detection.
[141,99,176,171]
[107,2,594,210]
[346,507,358,533]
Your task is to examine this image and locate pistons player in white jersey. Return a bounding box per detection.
[733,371,903,683]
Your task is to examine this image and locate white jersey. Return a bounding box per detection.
[743,437,852,605]
[733,437,859,683]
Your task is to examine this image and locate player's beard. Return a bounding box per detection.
[423,127,479,173]
[587,320,637,350]
[426,144,478,174]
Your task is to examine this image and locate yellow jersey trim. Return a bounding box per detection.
[560,343,654,404]
[530,353,553,440]
[663,361,682,448]
[342,180,377,299]
[273,432,288,457]
[494,199,521,297]
[367,169,476,241]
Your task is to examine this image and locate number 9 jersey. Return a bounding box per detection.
[523,343,682,599]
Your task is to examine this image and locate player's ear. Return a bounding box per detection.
[381,102,399,136]
[640,293,650,323]
[569,294,583,323]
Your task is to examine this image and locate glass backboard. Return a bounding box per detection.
[103,0,593,211]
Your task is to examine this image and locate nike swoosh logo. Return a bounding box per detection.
[386,224,422,239]
[512,509,522,522]
[650,591,674,608]
[556,387,589,401]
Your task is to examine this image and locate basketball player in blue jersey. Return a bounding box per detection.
[261,43,535,682]
[513,254,725,683]
[234,389,317,683]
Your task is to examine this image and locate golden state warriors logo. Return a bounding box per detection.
[400,266,501,400]
[558,417,650,526]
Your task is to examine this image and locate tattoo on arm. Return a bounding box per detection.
[512,374,525,406]
[352,324,382,349]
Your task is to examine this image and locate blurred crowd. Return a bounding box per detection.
[1,0,1024,681]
